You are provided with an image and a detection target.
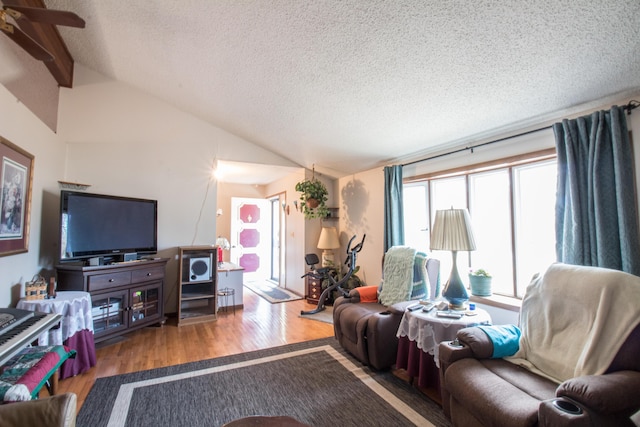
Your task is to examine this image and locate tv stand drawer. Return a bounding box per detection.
[132,266,165,283]
[88,271,132,291]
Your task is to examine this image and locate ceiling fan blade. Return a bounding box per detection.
[1,21,54,61]
[4,6,85,28]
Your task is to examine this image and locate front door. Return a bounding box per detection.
[230,198,271,282]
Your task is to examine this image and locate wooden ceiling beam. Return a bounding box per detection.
[3,0,75,88]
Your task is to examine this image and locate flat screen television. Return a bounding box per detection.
[59,190,158,263]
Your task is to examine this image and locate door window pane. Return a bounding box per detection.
[270,198,280,281]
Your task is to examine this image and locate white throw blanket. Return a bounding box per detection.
[379,246,416,305]
[507,263,640,383]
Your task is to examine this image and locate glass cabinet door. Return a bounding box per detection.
[92,290,128,337]
[130,284,161,325]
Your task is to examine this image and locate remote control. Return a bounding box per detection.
[436,311,464,319]
[436,301,449,310]
[422,303,435,312]
[407,304,422,311]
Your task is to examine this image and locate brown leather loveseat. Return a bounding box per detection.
[439,263,640,427]
[333,248,439,370]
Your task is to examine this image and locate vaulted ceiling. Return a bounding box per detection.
[7,1,640,178]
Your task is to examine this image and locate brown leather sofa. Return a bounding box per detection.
[333,255,439,370]
[439,263,640,427]
[0,392,77,427]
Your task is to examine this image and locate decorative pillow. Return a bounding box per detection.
[355,285,379,303]
[410,252,430,300]
[477,324,521,358]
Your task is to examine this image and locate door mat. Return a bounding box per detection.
[244,280,302,304]
[299,304,333,324]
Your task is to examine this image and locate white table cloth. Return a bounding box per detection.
[17,291,97,378]
[17,291,94,345]
[396,307,492,367]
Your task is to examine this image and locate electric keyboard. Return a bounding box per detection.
[0,312,62,366]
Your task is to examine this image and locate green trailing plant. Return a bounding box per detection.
[295,177,329,219]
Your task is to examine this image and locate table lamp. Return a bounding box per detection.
[430,208,476,310]
[317,226,340,267]
[215,236,230,265]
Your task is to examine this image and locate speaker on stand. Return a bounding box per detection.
[189,256,212,281]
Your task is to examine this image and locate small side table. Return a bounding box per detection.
[17,291,97,379]
[395,307,492,395]
[217,262,244,310]
[217,288,236,315]
[305,275,322,305]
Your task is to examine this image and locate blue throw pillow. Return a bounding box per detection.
[410,252,429,300]
[477,324,521,358]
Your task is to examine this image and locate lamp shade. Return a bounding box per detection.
[317,227,340,249]
[215,236,230,250]
[430,208,476,252]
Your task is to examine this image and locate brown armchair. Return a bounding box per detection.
[0,392,77,427]
[439,263,640,427]
[333,249,439,370]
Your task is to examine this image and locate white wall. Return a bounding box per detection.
[0,85,67,307]
[55,65,303,313]
[337,168,385,287]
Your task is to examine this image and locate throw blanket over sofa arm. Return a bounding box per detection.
[439,264,640,427]
[333,285,377,308]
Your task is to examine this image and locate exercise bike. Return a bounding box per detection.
[300,234,366,315]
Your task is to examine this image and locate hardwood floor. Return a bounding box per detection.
[54,290,334,410]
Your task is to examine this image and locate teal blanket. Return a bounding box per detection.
[478,324,521,358]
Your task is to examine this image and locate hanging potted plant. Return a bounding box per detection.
[469,268,492,296]
[295,178,329,219]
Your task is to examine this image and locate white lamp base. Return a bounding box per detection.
[321,250,335,267]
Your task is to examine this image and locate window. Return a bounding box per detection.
[403,151,556,298]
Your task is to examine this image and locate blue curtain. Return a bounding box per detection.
[384,165,404,252]
[554,106,640,275]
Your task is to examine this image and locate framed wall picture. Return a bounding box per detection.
[0,136,34,257]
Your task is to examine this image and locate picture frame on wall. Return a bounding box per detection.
[0,136,33,257]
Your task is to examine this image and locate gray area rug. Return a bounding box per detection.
[244,280,303,303]
[78,338,450,427]
[299,305,334,324]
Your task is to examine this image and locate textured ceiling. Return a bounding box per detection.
[41,0,640,179]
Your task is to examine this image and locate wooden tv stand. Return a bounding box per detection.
[56,258,168,343]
